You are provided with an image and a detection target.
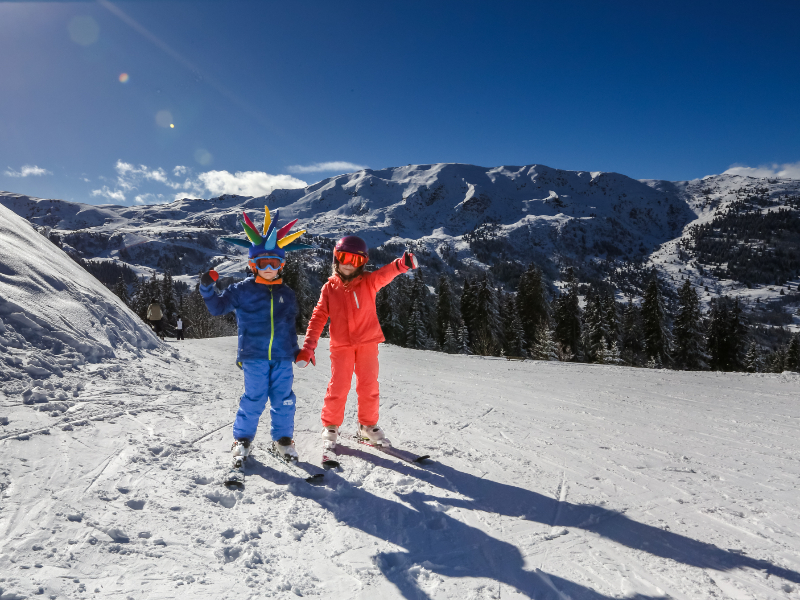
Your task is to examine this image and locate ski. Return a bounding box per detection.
[223,456,246,487]
[322,441,341,469]
[350,435,430,464]
[264,444,325,484]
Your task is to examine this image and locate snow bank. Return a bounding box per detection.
[0,204,160,386]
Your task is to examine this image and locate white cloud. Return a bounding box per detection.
[5,165,52,178]
[91,186,126,202]
[114,160,176,187]
[197,170,307,197]
[134,193,169,205]
[723,161,800,179]
[92,160,307,205]
[286,161,367,174]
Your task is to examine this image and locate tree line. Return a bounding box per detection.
[360,264,799,374]
[102,253,798,373]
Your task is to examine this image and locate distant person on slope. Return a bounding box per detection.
[146,300,165,340]
[296,235,418,457]
[175,314,186,341]
[199,208,312,473]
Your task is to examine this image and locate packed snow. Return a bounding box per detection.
[0,204,160,389]
[2,335,799,599]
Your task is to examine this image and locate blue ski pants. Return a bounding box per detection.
[233,359,296,442]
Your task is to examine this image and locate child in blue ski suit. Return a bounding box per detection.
[199,208,311,463]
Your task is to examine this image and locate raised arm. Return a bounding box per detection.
[198,270,238,316]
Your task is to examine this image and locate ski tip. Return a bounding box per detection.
[224,480,244,488]
[414,455,431,463]
[322,460,340,469]
[305,473,325,484]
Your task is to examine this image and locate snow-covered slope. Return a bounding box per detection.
[1,336,799,599]
[0,203,160,389]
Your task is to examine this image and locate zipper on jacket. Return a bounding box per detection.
[268,288,275,360]
[353,291,360,309]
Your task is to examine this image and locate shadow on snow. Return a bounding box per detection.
[249,449,670,600]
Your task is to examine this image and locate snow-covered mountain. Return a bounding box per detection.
[2,163,799,303]
[0,203,161,389]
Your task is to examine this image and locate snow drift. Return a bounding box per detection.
[0,203,160,387]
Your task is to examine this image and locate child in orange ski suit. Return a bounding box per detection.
[295,236,418,444]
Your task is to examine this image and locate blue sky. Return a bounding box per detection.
[1,0,799,205]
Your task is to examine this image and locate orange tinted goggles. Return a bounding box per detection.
[251,256,284,270]
[335,250,367,267]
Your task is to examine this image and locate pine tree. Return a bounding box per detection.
[457,322,472,355]
[282,253,315,333]
[673,279,706,370]
[507,308,528,358]
[516,264,549,346]
[606,339,622,365]
[460,278,477,348]
[595,336,609,364]
[767,347,786,373]
[406,298,431,350]
[377,275,410,345]
[553,268,581,359]
[707,296,748,371]
[641,276,671,365]
[112,276,130,307]
[620,302,644,366]
[601,293,620,349]
[582,290,605,362]
[160,271,178,321]
[435,275,460,347]
[473,276,503,356]
[130,275,150,321]
[407,269,436,349]
[532,321,559,361]
[744,341,762,373]
[443,324,459,354]
[786,334,800,372]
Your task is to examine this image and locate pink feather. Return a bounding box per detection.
[276,219,298,240]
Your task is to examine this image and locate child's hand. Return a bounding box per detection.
[402,252,419,270]
[200,270,219,286]
[295,348,315,368]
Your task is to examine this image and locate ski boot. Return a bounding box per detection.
[231,438,251,469]
[358,423,391,447]
[273,437,299,463]
[320,425,339,443]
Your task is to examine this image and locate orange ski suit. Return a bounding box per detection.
[302,258,409,427]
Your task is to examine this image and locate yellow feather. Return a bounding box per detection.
[263,206,271,235]
[276,229,306,248]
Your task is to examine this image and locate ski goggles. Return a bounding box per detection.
[250,256,284,270]
[335,250,367,267]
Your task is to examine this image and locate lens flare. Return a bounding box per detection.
[68,16,99,46]
[119,73,129,83]
[155,110,173,128]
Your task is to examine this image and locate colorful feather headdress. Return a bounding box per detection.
[221,207,313,259]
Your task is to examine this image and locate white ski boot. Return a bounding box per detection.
[231,439,251,469]
[232,438,251,458]
[273,437,299,462]
[359,424,391,447]
[320,425,340,443]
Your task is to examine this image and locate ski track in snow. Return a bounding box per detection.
[1,337,800,599]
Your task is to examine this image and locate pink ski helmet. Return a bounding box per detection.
[334,235,368,259]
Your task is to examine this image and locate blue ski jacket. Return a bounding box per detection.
[199,277,300,364]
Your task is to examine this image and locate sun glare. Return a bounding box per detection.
[119,73,129,83]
